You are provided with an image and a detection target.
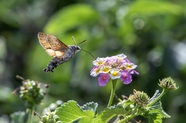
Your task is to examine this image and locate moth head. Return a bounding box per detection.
[70,45,81,53]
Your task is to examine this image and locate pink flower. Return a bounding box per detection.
[120,70,132,84]
[98,73,109,86]
[90,53,138,86]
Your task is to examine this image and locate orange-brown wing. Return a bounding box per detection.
[38,32,68,58]
[46,33,69,51]
[38,32,51,49]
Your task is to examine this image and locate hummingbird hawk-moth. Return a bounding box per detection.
[38,32,91,72]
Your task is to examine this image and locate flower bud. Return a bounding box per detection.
[129,89,149,106]
[158,77,178,90]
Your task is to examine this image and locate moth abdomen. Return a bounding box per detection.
[43,57,62,72]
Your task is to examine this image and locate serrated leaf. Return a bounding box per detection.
[150,101,170,118]
[91,105,125,123]
[81,102,98,113]
[78,102,98,123]
[148,113,163,123]
[147,101,170,123]
[56,100,97,123]
[55,100,87,123]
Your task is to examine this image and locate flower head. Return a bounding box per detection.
[158,77,178,90]
[129,89,150,106]
[90,53,138,86]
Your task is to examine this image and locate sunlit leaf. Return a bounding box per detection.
[91,105,125,123]
[147,101,170,123]
[81,101,98,113]
[56,100,96,123]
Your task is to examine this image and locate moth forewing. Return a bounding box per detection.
[38,32,51,50]
[46,34,69,51]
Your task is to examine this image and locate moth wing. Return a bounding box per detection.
[38,32,69,58]
[38,32,51,49]
[46,33,70,59]
[46,33,69,51]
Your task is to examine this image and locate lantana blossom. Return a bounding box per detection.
[90,53,138,86]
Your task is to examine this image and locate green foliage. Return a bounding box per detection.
[92,105,126,123]
[18,78,45,109]
[146,90,170,123]
[148,101,170,123]
[56,100,97,123]
[43,79,176,123]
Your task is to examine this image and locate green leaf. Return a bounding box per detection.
[55,100,97,123]
[144,90,170,123]
[78,102,98,123]
[147,101,170,123]
[91,105,125,123]
[150,101,170,118]
[81,101,98,113]
[56,100,84,122]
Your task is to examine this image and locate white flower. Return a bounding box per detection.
[109,69,120,80]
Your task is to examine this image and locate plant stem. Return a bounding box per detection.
[119,105,139,123]
[148,89,167,107]
[27,106,34,123]
[107,80,117,107]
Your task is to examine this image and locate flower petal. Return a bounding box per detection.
[109,69,120,80]
[120,71,132,84]
[98,73,109,86]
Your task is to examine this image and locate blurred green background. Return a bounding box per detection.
[0,0,186,122]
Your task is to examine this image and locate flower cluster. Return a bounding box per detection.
[19,79,44,109]
[90,54,139,86]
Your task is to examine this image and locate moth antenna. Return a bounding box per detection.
[81,48,96,60]
[71,36,95,59]
[72,36,86,45]
[72,36,77,45]
[78,40,86,45]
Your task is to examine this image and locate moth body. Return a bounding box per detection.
[59,45,81,63]
[43,45,81,72]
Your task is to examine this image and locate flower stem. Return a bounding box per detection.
[107,80,117,107]
[27,106,34,123]
[148,89,167,107]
